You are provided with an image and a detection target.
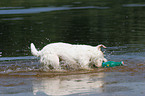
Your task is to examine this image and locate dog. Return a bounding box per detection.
[30,42,107,70]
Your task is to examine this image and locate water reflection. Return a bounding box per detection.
[0,6,109,15]
[123,4,145,7]
[1,17,23,20]
[0,7,24,9]
[1,1,145,57]
[32,73,104,95]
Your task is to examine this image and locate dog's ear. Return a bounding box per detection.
[96,44,107,50]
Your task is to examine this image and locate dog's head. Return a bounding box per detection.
[95,44,107,67]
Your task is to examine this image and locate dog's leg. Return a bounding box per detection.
[51,56,61,70]
[60,55,77,69]
[79,58,91,70]
[40,54,61,70]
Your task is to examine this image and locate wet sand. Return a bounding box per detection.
[0,62,145,96]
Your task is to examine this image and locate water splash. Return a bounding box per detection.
[0,56,85,74]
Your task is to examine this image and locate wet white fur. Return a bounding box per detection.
[31,42,107,70]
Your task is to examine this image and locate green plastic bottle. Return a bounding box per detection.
[102,61,124,68]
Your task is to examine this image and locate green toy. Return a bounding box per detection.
[102,61,124,68]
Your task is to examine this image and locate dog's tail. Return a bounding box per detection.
[30,43,40,57]
[96,44,107,51]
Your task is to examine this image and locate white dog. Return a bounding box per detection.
[30,42,107,70]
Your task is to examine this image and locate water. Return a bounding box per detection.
[0,0,145,95]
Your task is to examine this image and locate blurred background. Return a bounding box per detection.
[0,0,145,57]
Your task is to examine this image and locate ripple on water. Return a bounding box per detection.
[0,6,109,15]
[123,4,145,7]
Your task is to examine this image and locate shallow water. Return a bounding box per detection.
[1,0,145,96]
